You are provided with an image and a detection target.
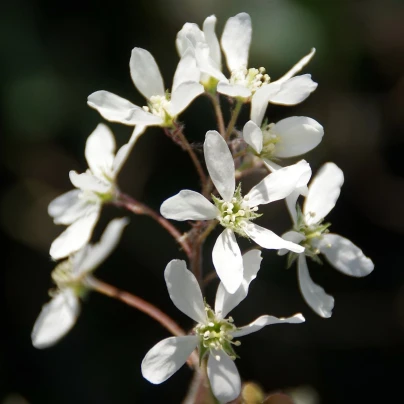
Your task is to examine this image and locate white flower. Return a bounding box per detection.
[279,163,374,318]
[242,116,324,168]
[87,47,204,144]
[177,13,317,103]
[160,130,310,293]
[141,253,304,404]
[49,124,132,260]
[32,217,128,349]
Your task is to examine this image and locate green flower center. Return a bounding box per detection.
[51,259,86,296]
[260,123,281,158]
[195,305,240,362]
[212,184,261,236]
[229,66,270,95]
[143,93,174,126]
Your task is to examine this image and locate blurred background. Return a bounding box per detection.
[2,0,404,403]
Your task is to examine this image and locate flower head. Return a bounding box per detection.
[32,218,128,349]
[141,254,304,403]
[87,47,204,143]
[279,163,374,317]
[49,124,131,260]
[160,130,310,293]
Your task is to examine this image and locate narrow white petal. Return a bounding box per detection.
[50,208,100,260]
[207,351,241,404]
[69,171,111,194]
[130,48,165,99]
[112,141,135,176]
[75,217,129,275]
[304,162,344,225]
[217,82,251,99]
[170,81,204,117]
[244,223,304,253]
[48,189,82,225]
[278,231,305,256]
[215,250,262,317]
[262,158,282,172]
[204,131,235,201]
[141,336,198,384]
[128,125,147,146]
[298,254,334,318]
[272,116,324,158]
[221,12,252,71]
[164,260,206,323]
[160,190,219,221]
[172,49,200,92]
[203,15,221,69]
[32,289,80,349]
[212,229,243,294]
[232,313,305,338]
[277,48,316,83]
[85,123,116,178]
[242,120,263,154]
[195,43,227,81]
[267,74,318,105]
[251,82,282,126]
[319,234,374,277]
[285,189,301,224]
[245,160,311,207]
[87,91,162,126]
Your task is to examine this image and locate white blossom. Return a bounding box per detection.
[177,13,317,104]
[279,163,374,317]
[160,130,310,293]
[49,124,132,260]
[32,218,129,349]
[141,254,304,403]
[87,47,204,144]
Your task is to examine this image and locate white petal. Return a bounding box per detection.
[69,171,111,194]
[203,15,221,69]
[232,313,305,338]
[141,336,198,384]
[176,23,205,57]
[262,158,282,172]
[277,48,316,84]
[87,91,162,126]
[164,260,206,323]
[267,74,318,105]
[217,82,251,99]
[130,48,164,99]
[195,43,227,81]
[285,189,301,224]
[170,81,204,117]
[221,12,252,71]
[204,131,235,201]
[160,190,219,221]
[32,289,80,349]
[85,123,116,178]
[112,141,135,176]
[250,82,281,126]
[278,231,305,256]
[242,120,263,154]
[212,229,243,294]
[129,125,147,146]
[207,351,241,404]
[50,208,100,260]
[48,189,83,225]
[272,116,324,158]
[215,250,262,317]
[319,234,374,277]
[244,223,304,253]
[304,162,344,225]
[298,254,334,318]
[172,49,200,92]
[245,160,311,207]
[75,217,129,275]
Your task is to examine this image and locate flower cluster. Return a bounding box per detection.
[32,11,374,404]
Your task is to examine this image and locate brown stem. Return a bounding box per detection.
[87,276,199,367]
[166,124,208,187]
[225,100,243,140]
[203,271,218,287]
[114,192,192,259]
[207,92,226,137]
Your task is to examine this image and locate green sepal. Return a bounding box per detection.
[198,339,210,366]
[286,252,299,269]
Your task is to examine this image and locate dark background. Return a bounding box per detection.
[2,0,404,403]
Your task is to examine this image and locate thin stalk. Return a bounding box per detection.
[87,276,199,368]
[207,92,226,137]
[114,192,192,259]
[225,100,243,140]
